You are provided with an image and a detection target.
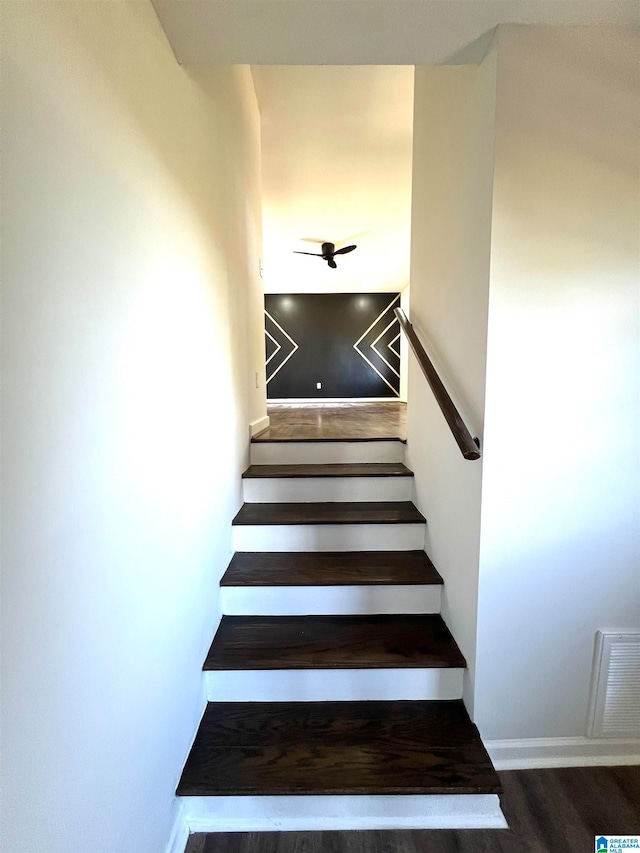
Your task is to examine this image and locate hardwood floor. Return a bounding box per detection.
[204,614,466,671]
[184,765,640,853]
[255,402,407,442]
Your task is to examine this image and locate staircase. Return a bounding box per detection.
[176,434,505,833]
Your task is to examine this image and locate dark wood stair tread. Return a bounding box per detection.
[232,501,426,526]
[176,699,502,796]
[221,551,442,586]
[204,614,466,670]
[243,463,414,478]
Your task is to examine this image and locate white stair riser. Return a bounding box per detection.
[250,441,404,465]
[183,794,507,832]
[233,523,425,552]
[220,584,441,615]
[205,668,463,702]
[243,476,412,503]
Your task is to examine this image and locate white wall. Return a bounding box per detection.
[405,53,497,713]
[475,26,640,740]
[253,65,414,296]
[0,4,265,852]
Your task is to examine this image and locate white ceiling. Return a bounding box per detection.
[150,0,638,65]
[254,66,414,294]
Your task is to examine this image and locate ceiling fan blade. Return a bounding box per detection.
[321,242,336,256]
[333,244,357,255]
[293,251,322,256]
[328,259,337,269]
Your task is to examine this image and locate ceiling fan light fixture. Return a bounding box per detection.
[293,240,357,269]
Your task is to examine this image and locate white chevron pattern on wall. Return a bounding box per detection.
[265,310,299,384]
[388,332,401,359]
[353,294,401,397]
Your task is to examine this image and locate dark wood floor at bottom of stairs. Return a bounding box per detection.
[184,765,640,853]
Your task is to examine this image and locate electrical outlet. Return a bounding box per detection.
[316,382,322,390]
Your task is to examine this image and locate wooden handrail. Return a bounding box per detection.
[395,307,480,460]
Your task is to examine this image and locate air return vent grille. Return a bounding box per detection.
[587,632,640,739]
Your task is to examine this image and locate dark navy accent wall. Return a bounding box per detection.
[265,293,401,399]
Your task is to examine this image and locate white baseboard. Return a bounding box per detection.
[166,802,189,853]
[486,736,640,770]
[250,415,270,438]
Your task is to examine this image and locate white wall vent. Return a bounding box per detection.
[587,632,640,738]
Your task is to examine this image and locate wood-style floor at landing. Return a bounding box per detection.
[254,402,407,442]
[184,765,640,853]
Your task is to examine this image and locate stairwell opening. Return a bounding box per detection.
[252,64,414,404]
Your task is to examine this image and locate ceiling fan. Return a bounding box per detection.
[293,241,357,269]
